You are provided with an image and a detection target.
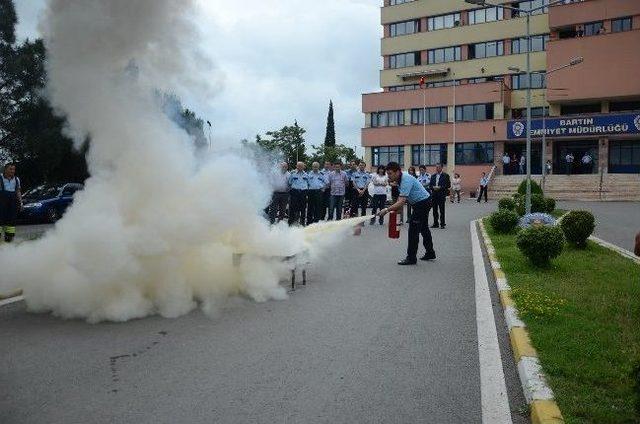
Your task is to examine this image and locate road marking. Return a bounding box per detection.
[0,295,24,307]
[471,220,512,424]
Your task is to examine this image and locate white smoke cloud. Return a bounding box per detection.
[0,0,364,323]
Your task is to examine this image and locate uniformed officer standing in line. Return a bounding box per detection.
[377,162,436,265]
[0,163,23,242]
[288,161,309,226]
[344,160,358,217]
[351,161,371,217]
[320,160,332,220]
[306,162,326,224]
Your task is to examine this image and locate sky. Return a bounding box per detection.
[14,0,382,156]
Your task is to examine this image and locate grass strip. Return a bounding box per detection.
[485,220,640,424]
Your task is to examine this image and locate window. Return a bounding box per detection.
[583,21,604,36]
[511,34,549,54]
[609,140,640,173]
[390,20,420,37]
[612,17,632,33]
[512,107,548,119]
[610,101,640,112]
[389,52,420,68]
[410,107,448,125]
[388,84,420,92]
[455,142,494,165]
[511,72,546,89]
[427,46,461,64]
[513,0,549,17]
[469,40,504,59]
[468,7,504,25]
[455,104,494,122]
[412,144,448,166]
[373,146,404,167]
[371,110,405,127]
[426,79,460,88]
[560,104,600,115]
[427,12,461,31]
[389,0,413,5]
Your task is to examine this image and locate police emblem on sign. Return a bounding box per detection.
[634,115,640,131]
[512,121,525,137]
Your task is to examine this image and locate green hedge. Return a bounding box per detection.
[516,225,565,266]
[517,179,543,196]
[489,209,520,234]
[560,210,595,248]
[498,197,517,211]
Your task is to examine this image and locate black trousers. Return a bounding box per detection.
[432,194,447,226]
[269,191,289,224]
[0,191,18,242]
[288,189,307,225]
[353,191,369,217]
[477,186,488,202]
[370,194,386,223]
[407,199,435,261]
[306,189,322,224]
[321,190,331,220]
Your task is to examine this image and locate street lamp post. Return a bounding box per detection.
[206,120,212,150]
[466,0,570,214]
[508,57,583,190]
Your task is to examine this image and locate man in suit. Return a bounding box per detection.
[429,163,451,229]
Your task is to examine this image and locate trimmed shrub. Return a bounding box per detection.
[517,179,543,196]
[531,193,547,213]
[489,209,520,234]
[516,225,565,266]
[498,197,516,211]
[544,197,556,214]
[560,210,595,248]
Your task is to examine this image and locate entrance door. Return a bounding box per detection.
[503,141,542,175]
[554,140,599,175]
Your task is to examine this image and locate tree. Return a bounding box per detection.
[261,121,308,168]
[157,92,207,149]
[324,100,336,147]
[310,143,357,165]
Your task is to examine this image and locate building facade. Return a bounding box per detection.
[362,0,640,196]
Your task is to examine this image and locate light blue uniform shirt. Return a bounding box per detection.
[307,171,326,190]
[399,172,429,205]
[480,176,490,187]
[351,170,371,189]
[1,176,20,192]
[417,173,430,188]
[288,171,309,190]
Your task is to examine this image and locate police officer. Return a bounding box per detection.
[377,161,435,265]
[417,165,431,191]
[320,160,332,220]
[306,162,326,224]
[0,163,23,242]
[351,161,371,217]
[288,161,309,226]
[344,160,358,217]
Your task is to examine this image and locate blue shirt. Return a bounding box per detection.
[417,173,430,188]
[288,171,309,190]
[399,172,429,205]
[351,170,371,189]
[307,171,326,190]
[1,176,20,192]
[480,176,489,187]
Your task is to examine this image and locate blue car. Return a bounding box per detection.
[19,183,84,223]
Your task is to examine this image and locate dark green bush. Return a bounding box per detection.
[489,209,520,233]
[544,197,556,213]
[516,225,565,266]
[498,197,516,211]
[517,179,543,197]
[560,210,595,248]
[530,193,547,213]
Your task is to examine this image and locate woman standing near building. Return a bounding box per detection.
[370,165,388,225]
[451,173,462,203]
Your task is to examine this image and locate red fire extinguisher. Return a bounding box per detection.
[388,210,400,239]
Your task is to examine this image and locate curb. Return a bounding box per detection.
[589,235,640,265]
[478,220,565,424]
[0,288,23,301]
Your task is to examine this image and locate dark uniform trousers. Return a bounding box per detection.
[432,192,447,227]
[321,189,331,220]
[407,198,435,261]
[353,190,369,217]
[0,184,19,242]
[306,189,323,224]
[477,185,488,202]
[288,189,307,225]
[269,191,289,224]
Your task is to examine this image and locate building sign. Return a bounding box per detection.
[507,113,640,139]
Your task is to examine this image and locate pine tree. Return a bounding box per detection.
[324,100,336,147]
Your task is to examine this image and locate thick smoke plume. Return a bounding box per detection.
[0,0,360,323]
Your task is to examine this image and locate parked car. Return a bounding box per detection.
[19,183,84,223]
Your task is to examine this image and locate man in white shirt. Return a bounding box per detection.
[565,152,575,175]
[268,162,290,224]
[581,152,593,174]
[502,152,511,175]
[519,155,526,175]
[477,172,489,203]
[0,163,22,242]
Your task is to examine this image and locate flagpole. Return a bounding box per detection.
[421,77,426,167]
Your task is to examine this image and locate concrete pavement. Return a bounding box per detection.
[1,201,526,424]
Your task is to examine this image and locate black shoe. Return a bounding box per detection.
[398,258,417,265]
[440,224,446,229]
[379,220,384,225]
[420,252,436,261]
[431,224,439,228]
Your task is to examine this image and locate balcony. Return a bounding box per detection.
[361,120,507,147]
[546,29,640,102]
[549,0,640,29]
[362,81,509,112]
[381,0,475,25]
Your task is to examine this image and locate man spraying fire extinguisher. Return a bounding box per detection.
[377,162,436,265]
